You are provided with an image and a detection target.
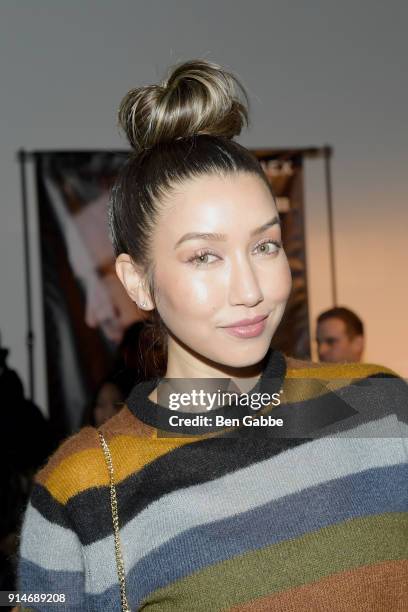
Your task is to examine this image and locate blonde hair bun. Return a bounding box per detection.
[118,59,250,154]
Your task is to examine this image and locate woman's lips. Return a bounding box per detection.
[222,315,268,338]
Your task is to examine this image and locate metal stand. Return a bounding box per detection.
[17,149,35,401]
[323,145,337,306]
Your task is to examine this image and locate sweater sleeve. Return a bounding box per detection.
[14,425,100,612]
[16,479,87,612]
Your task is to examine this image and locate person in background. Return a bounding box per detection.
[316,306,364,363]
[0,331,54,604]
[81,320,155,428]
[92,379,124,427]
[82,369,136,427]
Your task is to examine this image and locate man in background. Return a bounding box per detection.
[316,306,364,363]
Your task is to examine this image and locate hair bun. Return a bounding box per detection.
[118,59,249,154]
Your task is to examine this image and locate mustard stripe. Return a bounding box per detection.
[45,434,194,503]
[286,362,396,379]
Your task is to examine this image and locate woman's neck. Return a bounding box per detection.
[155,336,268,396]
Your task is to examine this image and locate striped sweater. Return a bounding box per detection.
[17,349,408,611]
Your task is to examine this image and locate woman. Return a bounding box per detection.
[17,59,407,611]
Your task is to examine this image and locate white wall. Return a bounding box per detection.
[1,1,407,416]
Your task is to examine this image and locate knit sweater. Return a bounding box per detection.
[17,349,408,611]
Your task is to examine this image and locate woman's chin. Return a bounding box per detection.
[206,342,272,370]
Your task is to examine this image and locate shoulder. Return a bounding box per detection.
[34,423,102,504]
[34,405,155,505]
[283,353,402,379]
[282,353,408,426]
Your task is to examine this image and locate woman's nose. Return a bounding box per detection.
[228,256,263,307]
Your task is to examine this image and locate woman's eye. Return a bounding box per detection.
[254,239,282,255]
[187,240,282,267]
[187,251,219,267]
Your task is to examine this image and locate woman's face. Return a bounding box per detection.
[150,171,292,371]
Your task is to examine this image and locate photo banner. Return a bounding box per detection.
[256,150,310,360]
[34,150,310,437]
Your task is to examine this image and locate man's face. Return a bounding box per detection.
[316,317,363,363]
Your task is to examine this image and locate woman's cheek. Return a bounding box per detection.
[279,255,293,300]
[155,268,218,313]
[265,255,292,303]
[186,276,220,307]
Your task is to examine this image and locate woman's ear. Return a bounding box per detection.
[115,254,153,310]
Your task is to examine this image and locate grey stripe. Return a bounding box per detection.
[19,501,84,573]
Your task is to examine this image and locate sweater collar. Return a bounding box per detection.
[125,348,287,434]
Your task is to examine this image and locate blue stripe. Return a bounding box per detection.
[17,558,86,612]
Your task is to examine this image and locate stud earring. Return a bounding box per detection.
[137,281,147,309]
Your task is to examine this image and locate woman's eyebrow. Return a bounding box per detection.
[174,216,280,249]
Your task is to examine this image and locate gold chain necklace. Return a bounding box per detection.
[98,431,131,612]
